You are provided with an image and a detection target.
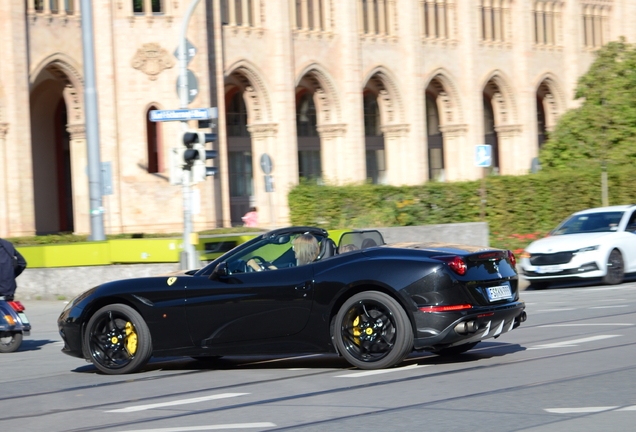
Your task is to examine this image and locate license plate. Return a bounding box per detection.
[18,313,29,325]
[487,285,512,302]
[536,265,562,274]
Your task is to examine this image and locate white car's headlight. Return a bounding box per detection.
[576,245,599,253]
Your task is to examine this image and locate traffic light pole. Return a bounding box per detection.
[178,0,203,270]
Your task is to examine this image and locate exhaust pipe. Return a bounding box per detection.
[454,320,478,335]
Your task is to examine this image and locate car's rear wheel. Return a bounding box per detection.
[432,341,480,356]
[84,304,152,375]
[334,291,413,370]
[603,249,624,285]
[0,331,23,353]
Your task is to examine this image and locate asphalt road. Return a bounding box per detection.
[1,282,635,432]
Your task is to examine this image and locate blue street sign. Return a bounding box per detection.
[150,107,218,122]
[475,144,492,167]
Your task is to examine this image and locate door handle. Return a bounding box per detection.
[295,282,311,291]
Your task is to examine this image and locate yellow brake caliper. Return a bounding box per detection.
[352,316,361,345]
[125,322,138,355]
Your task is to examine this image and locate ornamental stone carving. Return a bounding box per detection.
[131,43,175,80]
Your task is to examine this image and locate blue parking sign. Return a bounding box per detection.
[475,145,492,167]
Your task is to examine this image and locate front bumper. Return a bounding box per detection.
[520,261,602,281]
[412,301,526,351]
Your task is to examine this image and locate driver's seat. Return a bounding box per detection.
[316,238,336,261]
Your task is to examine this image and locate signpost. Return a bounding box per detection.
[260,153,275,228]
[150,107,217,122]
[475,145,492,220]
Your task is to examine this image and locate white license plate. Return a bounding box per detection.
[18,312,29,325]
[536,265,562,274]
[487,285,512,302]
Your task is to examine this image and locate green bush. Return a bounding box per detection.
[289,167,636,251]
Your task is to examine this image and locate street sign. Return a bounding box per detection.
[150,107,218,122]
[475,144,492,167]
[174,39,196,66]
[264,175,274,192]
[260,153,273,174]
[176,69,199,104]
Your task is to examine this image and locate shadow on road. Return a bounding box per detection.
[17,339,58,352]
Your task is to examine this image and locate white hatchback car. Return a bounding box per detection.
[520,205,636,288]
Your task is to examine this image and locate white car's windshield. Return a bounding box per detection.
[552,211,624,235]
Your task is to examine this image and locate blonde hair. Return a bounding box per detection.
[293,234,319,266]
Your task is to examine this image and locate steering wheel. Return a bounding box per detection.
[247,255,269,271]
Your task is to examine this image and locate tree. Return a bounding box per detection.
[540,38,636,171]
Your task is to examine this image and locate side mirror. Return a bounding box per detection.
[209,262,229,280]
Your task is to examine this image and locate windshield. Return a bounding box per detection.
[552,211,624,235]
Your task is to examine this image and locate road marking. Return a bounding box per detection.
[335,364,427,378]
[528,334,621,350]
[545,407,618,414]
[589,305,630,309]
[539,323,634,328]
[242,354,321,365]
[534,308,576,313]
[105,393,248,413]
[618,405,636,411]
[119,423,277,432]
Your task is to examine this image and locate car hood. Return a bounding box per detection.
[526,232,612,253]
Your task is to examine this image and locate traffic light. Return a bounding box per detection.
[189,131,218,183]
[169,130,218,185]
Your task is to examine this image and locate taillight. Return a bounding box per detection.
[8,301,24,312]
[419,304,473,312]
[507,250,517,268]
[433,255,467,275]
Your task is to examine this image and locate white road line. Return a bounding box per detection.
[539,323,634,328]
[119,423,277,432]
[242,354,321,365]
[588,305,630,309]
[105,393,248,413]
[617,405,636,411]
[545,407,618,414]
[534,308,576,313]
[528,334,621,350]
[335,364,427,378]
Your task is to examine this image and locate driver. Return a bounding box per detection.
[246,233,319,271]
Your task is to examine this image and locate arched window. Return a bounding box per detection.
[363,92,385,184]
[146,106,162,173]
[296,92,321,181]
[536,96,546,149]
[227,91,249,137]
[426,94,444,181]
[483,95,499,172]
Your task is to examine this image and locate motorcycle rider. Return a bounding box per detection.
[0,238,27,301]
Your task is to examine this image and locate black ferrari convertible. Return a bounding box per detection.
[58,226,526,375]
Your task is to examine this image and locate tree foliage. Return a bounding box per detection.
[540,38,636,170]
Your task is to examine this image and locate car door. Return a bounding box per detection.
[184,264,314,347]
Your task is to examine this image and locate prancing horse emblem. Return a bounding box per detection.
[167,277,177,286]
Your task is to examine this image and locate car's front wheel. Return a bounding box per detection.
[84,304,152,374]
[334,291,413,370]
[603,249,624,285]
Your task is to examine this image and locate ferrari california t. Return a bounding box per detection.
[58,226,526,375]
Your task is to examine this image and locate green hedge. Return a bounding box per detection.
[289,168,636,251]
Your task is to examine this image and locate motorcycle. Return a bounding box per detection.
[0,297,31,353]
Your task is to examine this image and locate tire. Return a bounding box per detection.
[333,291,413,370]
[84,304,152,375]
[528,282,549,290]
[432,341,480,357]
[603,249,624,285]
[0,331,23,353]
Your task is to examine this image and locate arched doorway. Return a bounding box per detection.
[483,94,499,173]
[425,93,443,181]
[225,88,253,225]
[363,91,385,184]
[30,68,75,234]
[296,89,321,182]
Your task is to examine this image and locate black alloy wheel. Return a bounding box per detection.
[432,341,480,356]
[603,249,624,285]
[0,331,23,353]
[84,304,152,375]
[334,291,413,370]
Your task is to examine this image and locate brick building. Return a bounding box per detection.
[1,1,634,237]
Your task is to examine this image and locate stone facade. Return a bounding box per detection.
[1,1,635,237]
